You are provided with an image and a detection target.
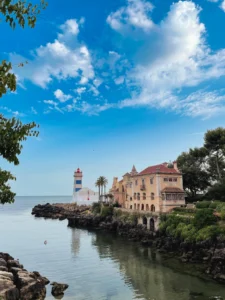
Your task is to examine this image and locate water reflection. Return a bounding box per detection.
[71,229,81,257]
[91,231,225,300]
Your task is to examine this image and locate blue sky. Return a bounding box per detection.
[1,0,225,196]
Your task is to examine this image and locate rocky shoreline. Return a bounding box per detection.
[32,203,225,285]
[0,252,49,300]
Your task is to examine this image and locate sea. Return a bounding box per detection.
[1,196,225,300]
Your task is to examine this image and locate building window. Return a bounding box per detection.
[151,193,155,200]
[146,204,149,211]
[137,204,140,210]
[134,193,136,200]
[135,180,138,185]
[76,180,82,184]
[137,193,140,200]
[142,179,145,185]
[169,178,173,182]
[151,205,155,212]
[173,178,177,182]
[134,204,136,210]
[130,205,132,209]
[143,193,146,200]
[164,178,168,182]
[150,178,154,184]
[141,204,144,210]
[130,197,132,201]
[166,194,172,200]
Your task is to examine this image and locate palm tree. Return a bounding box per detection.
[95,178,101,202]
[95,176,108,203]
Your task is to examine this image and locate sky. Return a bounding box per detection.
[1,0,225,196]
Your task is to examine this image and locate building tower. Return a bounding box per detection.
[73,168,83,197]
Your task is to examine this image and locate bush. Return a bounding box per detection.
[209,202,217,209]
[101,206,114,217]
[216,202,225,212]
[173,207,195,214]
[196,201,211,209]
[92,202,101,214]
[193,209,217,229]
[196,225,220,241]
[112,201,121,208]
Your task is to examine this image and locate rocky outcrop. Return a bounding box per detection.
[0,253,49,300]
[51,282,69,297]
[32,203,90,220]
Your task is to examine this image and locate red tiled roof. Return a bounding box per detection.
[161,187,184,193]
[138,164,180,175]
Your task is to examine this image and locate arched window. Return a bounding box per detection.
[130,205,132,209]
[151,204,155,212]
[137,193,140,200]
[134,193,136,200]
[150,218,155,231]
[143,216,147,225]
[137,204,140,210]
[134,203,136,210]
[151,193,155,200]
[143,193,146,200]
[146,204,149,211]
[141,204,144,210]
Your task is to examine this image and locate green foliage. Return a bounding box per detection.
[193,209,217,230]
[0,0,47,204]
[209,202,218,209]
[195,225,220,241]
[204,127,225,181]
[220,211,225,220]
[215,202,225,212]
[177,147,210,198]
[0,0,48,29]
[92,202,101,214]
[173,207,196,214]
[112,201,121,208]
[159,210,222,242]
[101,206,114,217]
[195,201,211,209]
[205,179,225,202]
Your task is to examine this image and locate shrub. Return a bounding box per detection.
[209,202,218,209]
[101,206,114,217]
[113,201,121,208]
[196,201,211,209]
[173,207,195,214]
[196,225,220,241]
[92,202,101,214]
[220,211,225,220]
[193,209,217,229]
[216,202,225,212]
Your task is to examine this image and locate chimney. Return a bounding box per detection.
[173,161,178,171]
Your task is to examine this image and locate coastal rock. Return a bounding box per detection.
[0,253,49,300]
[51,282,69,297]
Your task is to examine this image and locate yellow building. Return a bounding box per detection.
[110,162,185,213]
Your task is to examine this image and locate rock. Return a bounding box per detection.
[0,253,49,300]
[51,282,69,297]
[0,259,7,268]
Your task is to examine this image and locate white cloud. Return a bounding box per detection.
[31,106,38,114]
[112,1,225,118]
[107,0,154,32]
[10,19,94,88]
[114,76,124,85]
[54,89,72,102]
[76,87,86,94]
[221,0,225,11]
[43,100,57,105]
[64,101,113,115]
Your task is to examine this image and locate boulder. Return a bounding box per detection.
[51,282,69,297]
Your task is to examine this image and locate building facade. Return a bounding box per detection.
[110,162,185,213]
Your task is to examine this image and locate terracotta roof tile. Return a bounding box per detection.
[138,164,180,175]
[161,187,184,193]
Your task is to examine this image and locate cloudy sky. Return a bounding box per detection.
[1,0,225,195]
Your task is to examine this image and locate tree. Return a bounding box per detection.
[0,0,47,204]
[204,127,225,181]
[193,209,217,230]
[95,178,101,202]
[95,176,108,202]
[177,147,210,199]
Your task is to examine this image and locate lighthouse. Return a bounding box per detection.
[72,168,99,203]
[73,168,83,198]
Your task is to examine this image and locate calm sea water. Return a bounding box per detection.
[1,196,225,300]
